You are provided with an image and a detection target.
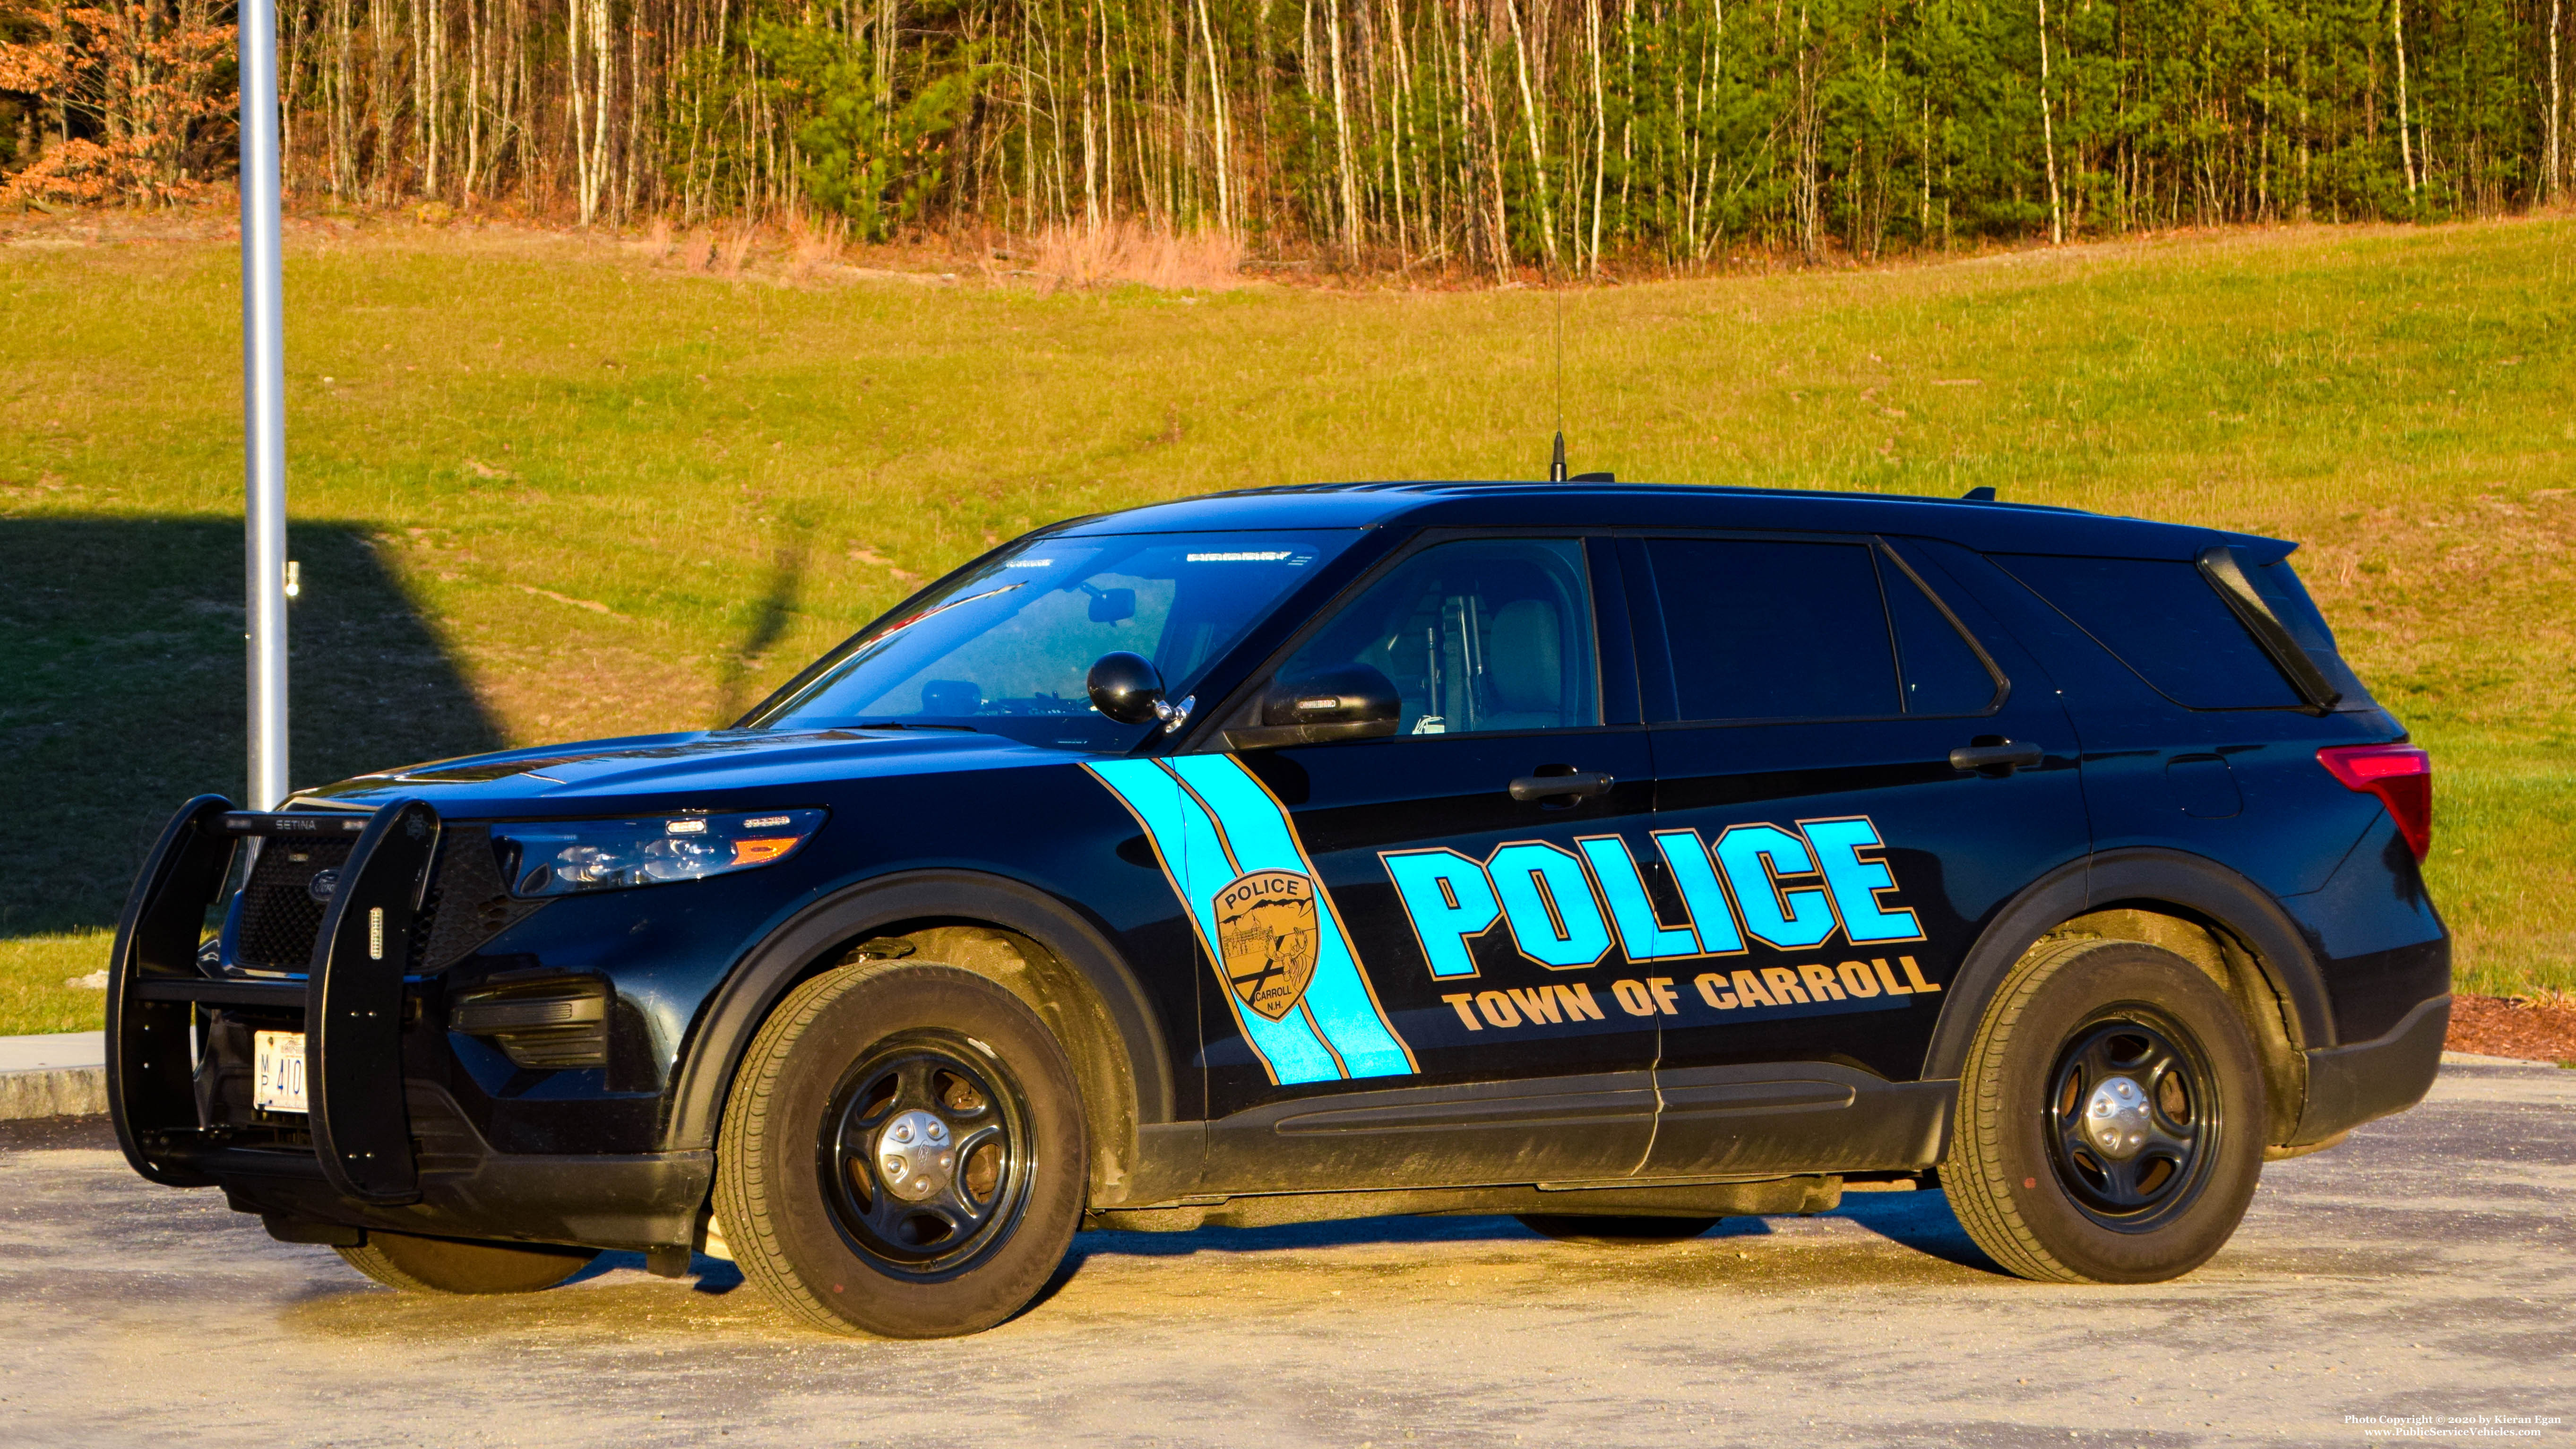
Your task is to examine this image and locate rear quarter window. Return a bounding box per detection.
[1997,554,2302,710]
[2252,559,2378,708]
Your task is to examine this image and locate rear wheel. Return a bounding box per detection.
[1516,1215,1723,1243]
[335,1233,599,1294]
[714,961,1086,1337]
[1944,937,2266,1284]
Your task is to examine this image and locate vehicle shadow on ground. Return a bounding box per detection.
[261,1195,2010,1340]
[1028,1186,2008,1313]
[1053,1188,1993,1267]
[1827,1188,2003,1272]
[0,516,506,936]
[549,1251,746,1294]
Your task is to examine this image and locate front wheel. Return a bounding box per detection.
[1944,937,2267,1284]
[714,961,1087,1337]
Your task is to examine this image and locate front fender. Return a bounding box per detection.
[657,868,1176,1166]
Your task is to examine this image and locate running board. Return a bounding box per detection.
[1085,1174,1841,1233]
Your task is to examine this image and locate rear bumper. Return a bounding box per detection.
[2290,993,2450,1146]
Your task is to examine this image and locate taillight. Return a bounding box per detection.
[2316,743,2432,862]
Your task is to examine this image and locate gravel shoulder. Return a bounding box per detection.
[1,1059,2568,1448]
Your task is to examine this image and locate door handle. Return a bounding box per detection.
[1509,770,1616,802]
[1949,741,2046,775]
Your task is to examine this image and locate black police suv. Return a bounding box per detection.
[109,482,2449,1336]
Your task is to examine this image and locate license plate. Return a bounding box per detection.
[254,1031,308,1115]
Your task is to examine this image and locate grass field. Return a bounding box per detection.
[3,215,2569,1034]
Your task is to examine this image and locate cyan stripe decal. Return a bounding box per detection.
[1088,756,1416,1086]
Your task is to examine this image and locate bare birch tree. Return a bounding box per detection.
[2036,0,2060,243]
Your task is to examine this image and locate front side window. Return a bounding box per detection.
[751,531,1353,748]
[1274,537,1601,736]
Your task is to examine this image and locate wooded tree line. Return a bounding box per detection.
[3,0,2568,270]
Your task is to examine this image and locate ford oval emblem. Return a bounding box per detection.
[306,868,341,903]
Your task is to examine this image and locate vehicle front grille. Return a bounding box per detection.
[233,824,548,974]
[235,837,355,968]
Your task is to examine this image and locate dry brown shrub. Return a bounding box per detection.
[640,214,673,262]
[785,213,848,284]
[680,226,715,272]
[718,223,758,276]
[1024,220,1244,292]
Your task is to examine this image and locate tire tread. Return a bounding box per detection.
[1946,936,2116,1284]
[711,958,908,1335]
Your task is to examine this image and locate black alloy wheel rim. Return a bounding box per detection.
[2042,1010,2221,1231]
[818,1032,1036,1280]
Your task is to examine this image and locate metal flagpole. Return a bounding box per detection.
[239,0,289,811]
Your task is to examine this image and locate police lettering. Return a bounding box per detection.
[1690,956,1942,1014]
[1382,817,1926,983]
[1440,982,1606,1031]
[1446,958,1938,1035]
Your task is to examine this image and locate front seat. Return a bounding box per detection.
[1479,598,1564,731]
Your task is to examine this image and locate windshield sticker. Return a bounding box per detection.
[1086,756,1415,1086]
[1185,550,1303,564]
[1004,558,1054,568]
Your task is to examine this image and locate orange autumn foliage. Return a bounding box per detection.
[0,0,233,207]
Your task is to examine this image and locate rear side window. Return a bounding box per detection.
[1998,554,2301,709]
[1641,538,2000,722]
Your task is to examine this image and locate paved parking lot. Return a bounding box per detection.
[1,1057,2568,1448]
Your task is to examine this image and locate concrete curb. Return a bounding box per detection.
[0,1067,108,1120]
[2440,1050,2566,1068]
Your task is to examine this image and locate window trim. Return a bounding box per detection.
[1622,528,2010,729]
[1877,541,2013,717]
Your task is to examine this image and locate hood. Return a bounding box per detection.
[293,727,1067,815]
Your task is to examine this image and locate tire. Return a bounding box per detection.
[1944,936,2267,1285]
[1516,1215,1724,1244]
[713,960,1086,1338]
[334,1233,599,1294]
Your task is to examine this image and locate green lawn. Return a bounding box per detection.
[3,216,2569,1033]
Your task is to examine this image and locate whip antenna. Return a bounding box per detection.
[1550,292,1567,482]
[1544,290,1611,483]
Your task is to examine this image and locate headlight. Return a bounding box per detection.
[492,809,827,898]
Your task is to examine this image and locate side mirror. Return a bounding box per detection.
[1226,664,1402,750]
[1086,651,1165,724]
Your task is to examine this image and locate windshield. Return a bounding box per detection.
[751,531,1356,749]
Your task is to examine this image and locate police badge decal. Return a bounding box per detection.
[1214,869,1321,1021]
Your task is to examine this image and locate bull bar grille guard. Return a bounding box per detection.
[109,795,442,1205]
